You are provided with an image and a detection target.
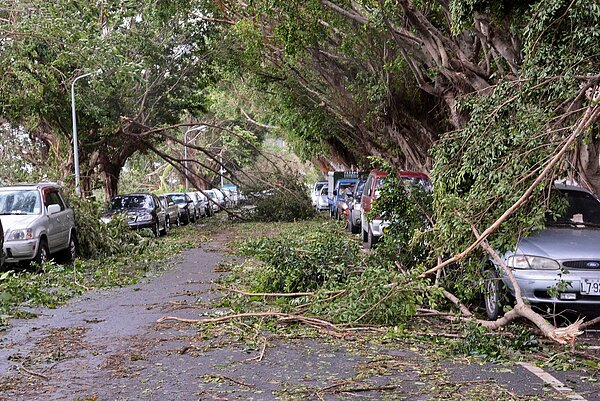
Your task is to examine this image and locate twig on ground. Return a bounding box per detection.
[18,365,50,380]
[204,374,256,388]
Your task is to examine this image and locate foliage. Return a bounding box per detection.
[370,173,436,270]
[453,322,540,361]
[243,170,316,222]
[0,0,212,196]
[432,0,600,302]
[69,196,152,259]
[238,222,358,292]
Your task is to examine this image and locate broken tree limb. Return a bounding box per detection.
[421,104,600,278]
[214,284,345,298]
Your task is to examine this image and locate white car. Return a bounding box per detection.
[311,181,327,207]
[0,183,77,265]
[315,185,329,211]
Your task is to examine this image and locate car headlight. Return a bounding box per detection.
[507,255,560,270]
[7,228,34,241]
[137,213,153,222]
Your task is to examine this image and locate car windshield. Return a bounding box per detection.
[314,182,326,192]
[0,190,42,215]
[339,183,355,192]
[169,194,187,204]
[355,180,366,196]
[110,195,152,210]
[547,190,600,227]
[401,176,432,190]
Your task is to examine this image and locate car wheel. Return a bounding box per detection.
[32,239,49,266]
[176,214,181,226]
[484,268,504,320]
[59,233,77,263]
[153,220,160,237]
[161,217,169,236]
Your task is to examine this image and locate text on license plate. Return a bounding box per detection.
[581,280,600,295]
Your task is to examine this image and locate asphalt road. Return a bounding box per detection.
[0,237,598,401]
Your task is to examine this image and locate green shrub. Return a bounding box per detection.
[69,197,152,259]
[239,224,358,292]
[242,171,315,222]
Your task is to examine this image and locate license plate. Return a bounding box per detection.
[581,279,600,295]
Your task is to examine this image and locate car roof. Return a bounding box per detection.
[0,182,62,191]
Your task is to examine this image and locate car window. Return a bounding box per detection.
[0,190,42,215]
[111,195,152,210]
[45,190,66,211]
[548,190,600,226]
[364,177,373,196]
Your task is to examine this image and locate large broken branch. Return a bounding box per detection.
[422,104,600,278]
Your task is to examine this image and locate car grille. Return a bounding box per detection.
[562,260,600,269]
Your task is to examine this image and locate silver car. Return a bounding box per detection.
[0,183,77,265]
[485,184,600,319]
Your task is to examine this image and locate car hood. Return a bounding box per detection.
[0,214,40,231]
[517,227,600,260]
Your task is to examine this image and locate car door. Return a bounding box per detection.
[152,195,166,229]
[44,189,69,251]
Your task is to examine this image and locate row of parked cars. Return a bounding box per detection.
[312,170,600,319]
[312,169,430,248]
[0,182,240,267]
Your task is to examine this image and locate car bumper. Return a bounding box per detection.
[370,219,388,237]
[128,221,155,230]
[3,239,38,262]
[504,268,600,304]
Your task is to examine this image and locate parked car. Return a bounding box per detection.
[204,189,220,213]
[195,191,212,217]
[484,184,600,319]
[329,178,358,219]
[361,169,430,248]
[158,194,181,226]
[345,179,366,234]
[0,183,77,265]
[315,185,329,212]
[164,192,196,224]
[103,193,169,236]
[187,192,206,219]
[213,188,226,208]
[311,180,327,207]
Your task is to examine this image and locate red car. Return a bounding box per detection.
[360,169,430,248]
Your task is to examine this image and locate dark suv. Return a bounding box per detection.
[103,193,168,236]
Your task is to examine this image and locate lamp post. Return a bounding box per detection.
[71,69,101,196]
[183,126,206,192]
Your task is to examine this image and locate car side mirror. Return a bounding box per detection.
[47,204,61,215]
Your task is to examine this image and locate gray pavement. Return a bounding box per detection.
[0,238,597,401]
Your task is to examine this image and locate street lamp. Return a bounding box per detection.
[71,69,101,196]
[183,125,206,192]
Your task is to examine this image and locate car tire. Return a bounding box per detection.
[153,220,160,237]
[351,217,360,234]
[161,217,169,236]
[176,214,181,226]
[58,233,77,263]
[361,227,368,243]
[32,238,49,266]
[484,268,505,320]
